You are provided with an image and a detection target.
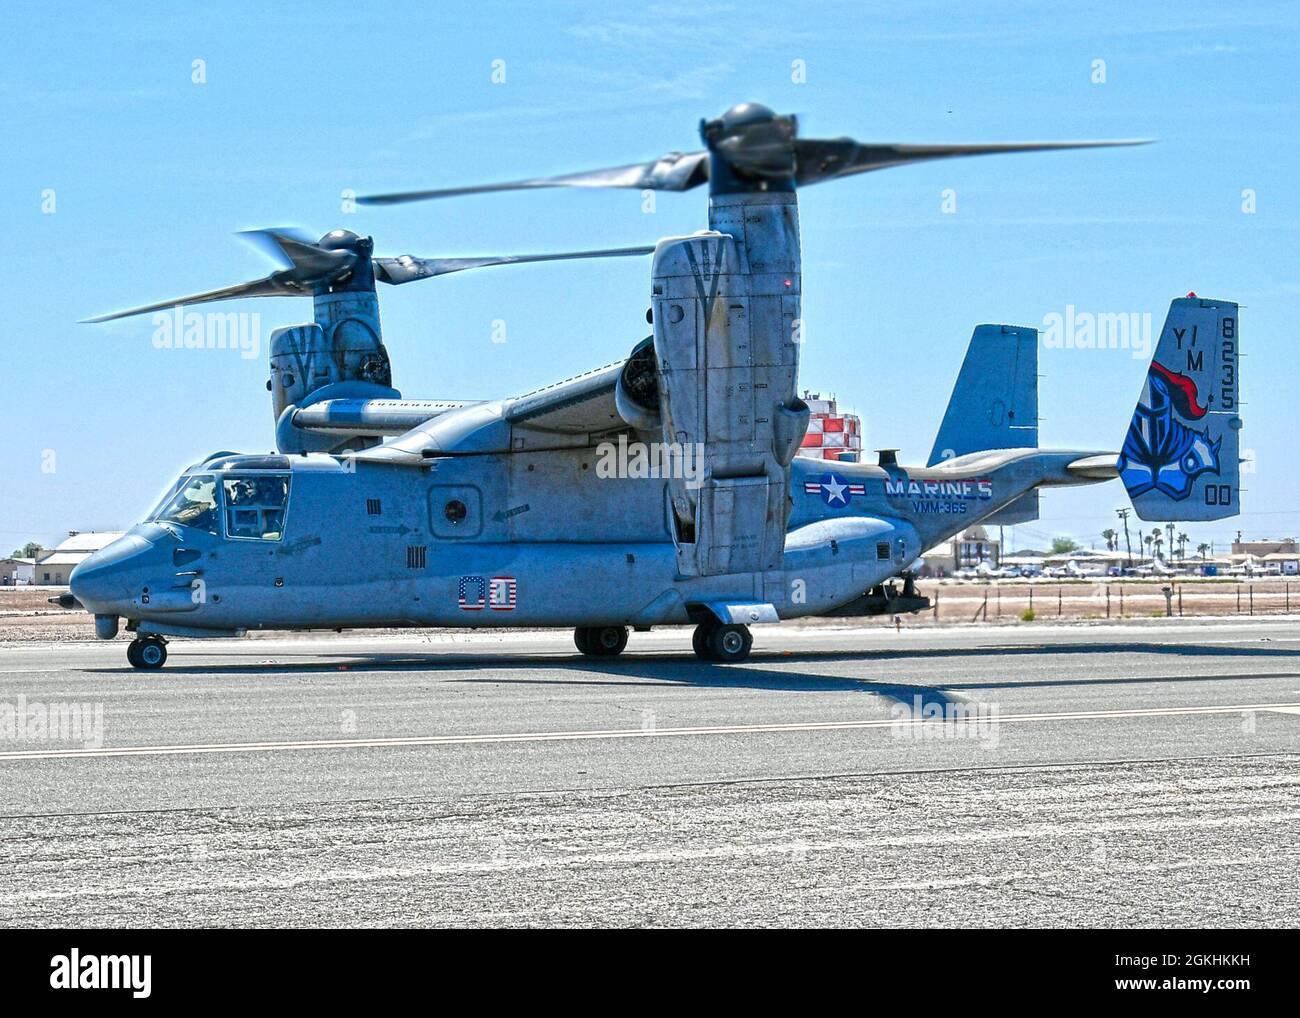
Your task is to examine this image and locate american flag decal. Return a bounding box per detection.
[458,575,517,611]
[458,575,486,611]
[489,576,517,611]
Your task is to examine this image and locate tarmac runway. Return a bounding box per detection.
[2,619,1299,927]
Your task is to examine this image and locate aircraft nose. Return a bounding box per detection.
[69,534,152,612]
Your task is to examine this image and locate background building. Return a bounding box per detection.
[0,558,37,586]
[919,526,1002,575]
[1264,551,1300,576]
[33,532,123,586]
[1231,538,1297,557]
[797,392,862,463]
[955,526,1000,569]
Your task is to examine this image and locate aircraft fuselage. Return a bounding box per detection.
[70,446,1113,638]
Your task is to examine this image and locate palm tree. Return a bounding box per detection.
[1143,534,1154,561]
[1101,528,1117,552]
[1197,542,1210,560]
[1177,532,1188,560]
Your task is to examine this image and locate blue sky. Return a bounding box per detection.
[3,0,1297,553]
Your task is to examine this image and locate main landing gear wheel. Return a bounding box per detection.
[693,622,753,663]
[127,636,167,670]
[574,626,629,657]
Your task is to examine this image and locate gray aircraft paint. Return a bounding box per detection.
[71,104,1237,658]
[70,300,1235,642]
[70,441,1113,636]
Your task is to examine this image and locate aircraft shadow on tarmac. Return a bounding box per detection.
[87,640,1300,704]
[471,660,970,706]
[96,655,966,707]
[454,660,1300,697]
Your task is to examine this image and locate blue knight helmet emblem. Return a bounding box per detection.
[1118,361,1221,501]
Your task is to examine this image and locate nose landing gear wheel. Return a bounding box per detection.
[694,622,752,663]
[574,626,629,657]
[128,636,167,670]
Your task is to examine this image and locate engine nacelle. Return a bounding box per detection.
[268,292,399,454]
[614,336,661,433]
[650,220,809,577]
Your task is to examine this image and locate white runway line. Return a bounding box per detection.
[2,701,1298,763]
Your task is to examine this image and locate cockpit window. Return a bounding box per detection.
[150,474,220,535]
[222,473,290,541]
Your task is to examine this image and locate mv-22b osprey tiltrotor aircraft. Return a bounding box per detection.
[71,103,1243,669]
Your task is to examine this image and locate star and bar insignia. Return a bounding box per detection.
[803,472,866,507]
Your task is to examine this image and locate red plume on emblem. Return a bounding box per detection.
[1149,361,1208,419]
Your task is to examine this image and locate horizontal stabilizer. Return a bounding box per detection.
[984,490,1039,526]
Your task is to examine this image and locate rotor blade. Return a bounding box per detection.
[358,152,709,206]
[237,226,320,268]
[374,245,656,284]
[795,138,1153,186]
[82,274,301,323]
[237,227,348,276]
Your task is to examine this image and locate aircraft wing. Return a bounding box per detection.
[503,361,625,434]
[354,360,627,464]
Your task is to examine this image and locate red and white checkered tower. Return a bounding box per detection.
[797,391,863,463]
